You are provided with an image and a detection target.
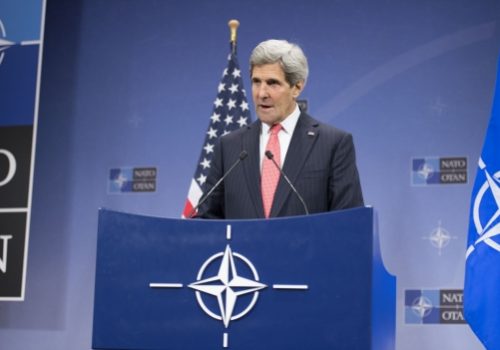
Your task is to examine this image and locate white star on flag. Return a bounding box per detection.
[197,174,207,186]
[240,101,249,112]
[200,158,211,169]
[210,112,221,123]
[214,98,224,108]
[227,99,236,110]
[207,127,218,139]
[231,68,241,78]
[229,84,239,94]
[204,143,214,154]
[237,116,248,127]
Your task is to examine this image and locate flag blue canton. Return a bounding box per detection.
[464,57,500,349]
[183,46,252,217]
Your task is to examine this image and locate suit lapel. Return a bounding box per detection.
[242,120,265,217]
[270,113,319,217]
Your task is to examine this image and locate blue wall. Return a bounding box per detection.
[1,0,500,348]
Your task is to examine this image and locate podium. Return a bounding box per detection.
[92,207,395,349]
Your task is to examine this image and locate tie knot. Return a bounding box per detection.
[270,124,282,135]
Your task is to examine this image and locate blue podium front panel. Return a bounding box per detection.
[93,207,373,350]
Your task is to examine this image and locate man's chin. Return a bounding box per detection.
[257,111,278,125]
[258,116,277,126]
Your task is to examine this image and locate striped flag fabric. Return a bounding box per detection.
[182,44,252,218]
[464,57,500,349]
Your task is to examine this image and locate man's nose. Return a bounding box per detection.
[256,84,269,99]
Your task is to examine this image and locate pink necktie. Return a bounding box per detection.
[261,124,282,218]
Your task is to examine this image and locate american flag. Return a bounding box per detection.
[182,44,252,218]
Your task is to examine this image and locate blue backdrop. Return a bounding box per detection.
[1,0,500,349]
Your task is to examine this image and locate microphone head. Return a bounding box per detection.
[239,150,248,160]
[265,150,274,159]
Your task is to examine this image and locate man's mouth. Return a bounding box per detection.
[259,104,273,110]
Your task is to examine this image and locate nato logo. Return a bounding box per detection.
[422,221,457,256]
[149,225,308,348]
[405,289,465,324]
[467,157,500,256]
[108,167,156,193]
[0,19,15,66]
[412,157,467,185]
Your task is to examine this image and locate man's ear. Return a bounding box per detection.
[292,80,305,99]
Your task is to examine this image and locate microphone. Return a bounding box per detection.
[265,151,309,215]
[188,150,248,218]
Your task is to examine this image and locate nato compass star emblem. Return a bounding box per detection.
[411,296,433,319]
[467,158,500,257]
[149,225,308,348]
[189,244,267,328]
[417,162,434,181]
[0,19,14,66]
[0,18,41,66]
[422,221,456,256]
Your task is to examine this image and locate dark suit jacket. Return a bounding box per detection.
[196,112,364,219]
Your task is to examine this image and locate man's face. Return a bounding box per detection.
[251,63,303,126]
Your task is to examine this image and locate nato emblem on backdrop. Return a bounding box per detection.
[405,289,465,324]
[108,167,157,193]
[422,221,457,256]
[412,157,467,185]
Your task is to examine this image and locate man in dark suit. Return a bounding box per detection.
[196,39,363,219]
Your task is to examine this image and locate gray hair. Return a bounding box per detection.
[249,39,309,86]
